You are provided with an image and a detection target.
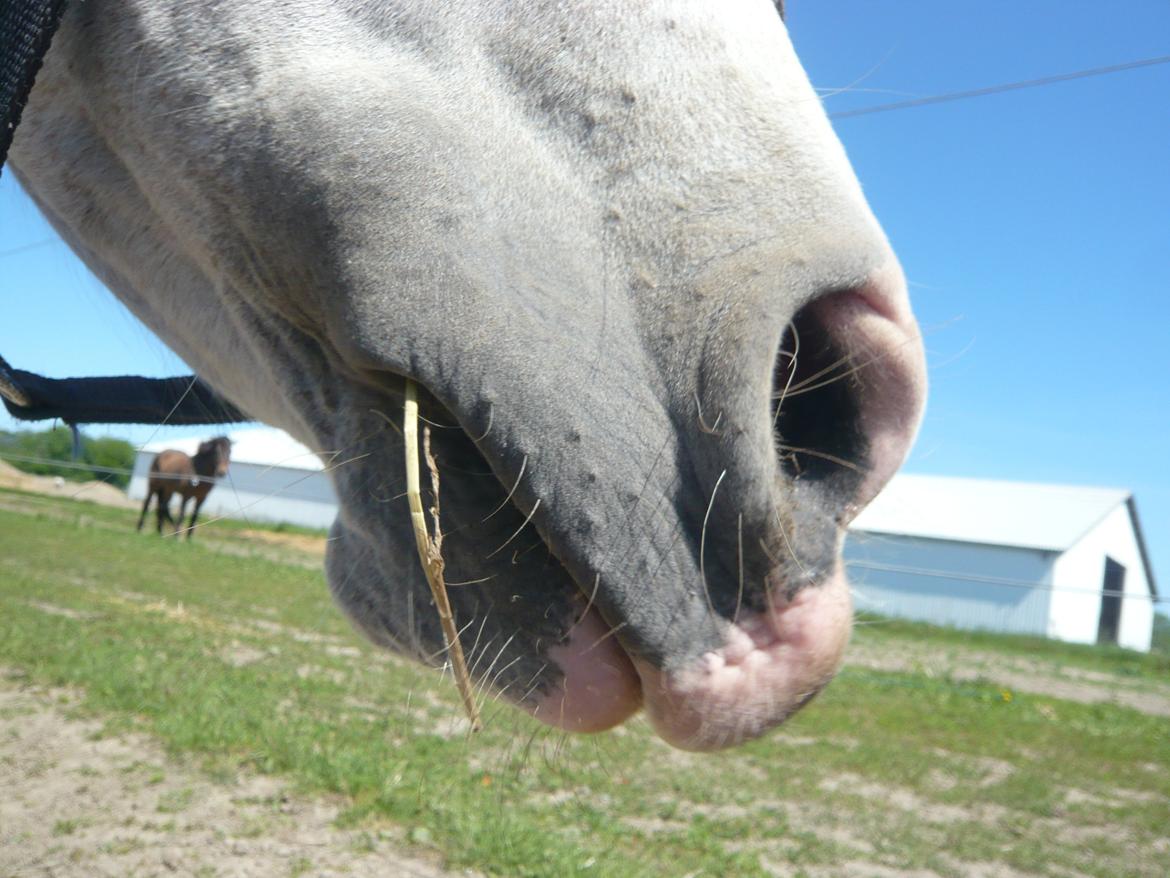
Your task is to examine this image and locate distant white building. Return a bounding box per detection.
[128,427,338,530]
[845,475,1159,652]
[129,438,1161,650]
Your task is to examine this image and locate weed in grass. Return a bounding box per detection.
[156,787,195,814]
[51,819,80,836]
[349,830,378,854]
[99,837,145,855]
[202,753,245,785]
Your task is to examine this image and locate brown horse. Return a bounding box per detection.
[136,437,232,539]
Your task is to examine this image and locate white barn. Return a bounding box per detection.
[128,427,339,530]
[845,475,1159,652]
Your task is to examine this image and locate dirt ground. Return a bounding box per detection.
[235,529,328,560]
[0,671,476,878]
[0,461,137,510]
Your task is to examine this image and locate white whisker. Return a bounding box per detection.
[482,455,527,523]
[485,498,541,559]
[698,469,728,617]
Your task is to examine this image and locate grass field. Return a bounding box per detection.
[1,486,1167,877]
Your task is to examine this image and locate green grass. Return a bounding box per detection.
[1,487,1167,877]
[853,611,1170,679]
[1152,614,1170,654]
[51,819,81,837]
[0,483,328,549]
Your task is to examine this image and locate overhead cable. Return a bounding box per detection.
[829,54,1170,119]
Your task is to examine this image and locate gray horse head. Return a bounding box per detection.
[13,0,926,750]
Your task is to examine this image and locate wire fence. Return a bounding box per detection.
[0,446,339,534]
[847,558,1164,606]
[845,557,1167,653]
[4,449,1166,640]
[0,450,231,484]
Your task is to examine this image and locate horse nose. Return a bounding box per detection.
[636,259,927,751]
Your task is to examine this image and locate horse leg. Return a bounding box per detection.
[156,489,173,534]
[176,495,190,536]
[137,489,153,532]
[185,496,207,540]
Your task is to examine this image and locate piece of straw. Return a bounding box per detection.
[403,379,483,731]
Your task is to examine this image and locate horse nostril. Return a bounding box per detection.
[772,291,869,506]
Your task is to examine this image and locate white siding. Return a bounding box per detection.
[851,475,1129,552]
[844,533,1055,636]
[1050,504,1154,651]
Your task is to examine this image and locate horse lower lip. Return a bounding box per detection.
[529,603,642,733]
[633,567,852,752]
[526,565,853,749]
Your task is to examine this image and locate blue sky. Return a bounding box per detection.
[2,1,1168,589]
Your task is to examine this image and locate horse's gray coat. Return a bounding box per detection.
[12,0,926,749]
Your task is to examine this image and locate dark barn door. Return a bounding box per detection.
[1097,557,1126,645]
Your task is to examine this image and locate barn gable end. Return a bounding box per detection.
[1050,500,1156,651]
[845,474,1159,652]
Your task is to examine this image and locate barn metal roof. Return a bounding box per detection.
[140,427,324,472]
[849,473,1133,553]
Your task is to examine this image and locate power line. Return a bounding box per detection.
[829,54,1170,119]
[0,238,59,258]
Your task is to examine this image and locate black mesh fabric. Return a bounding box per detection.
[0,354,250,426]
[1,0,68,169]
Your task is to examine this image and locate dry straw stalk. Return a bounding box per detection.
[403,379,483,731]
